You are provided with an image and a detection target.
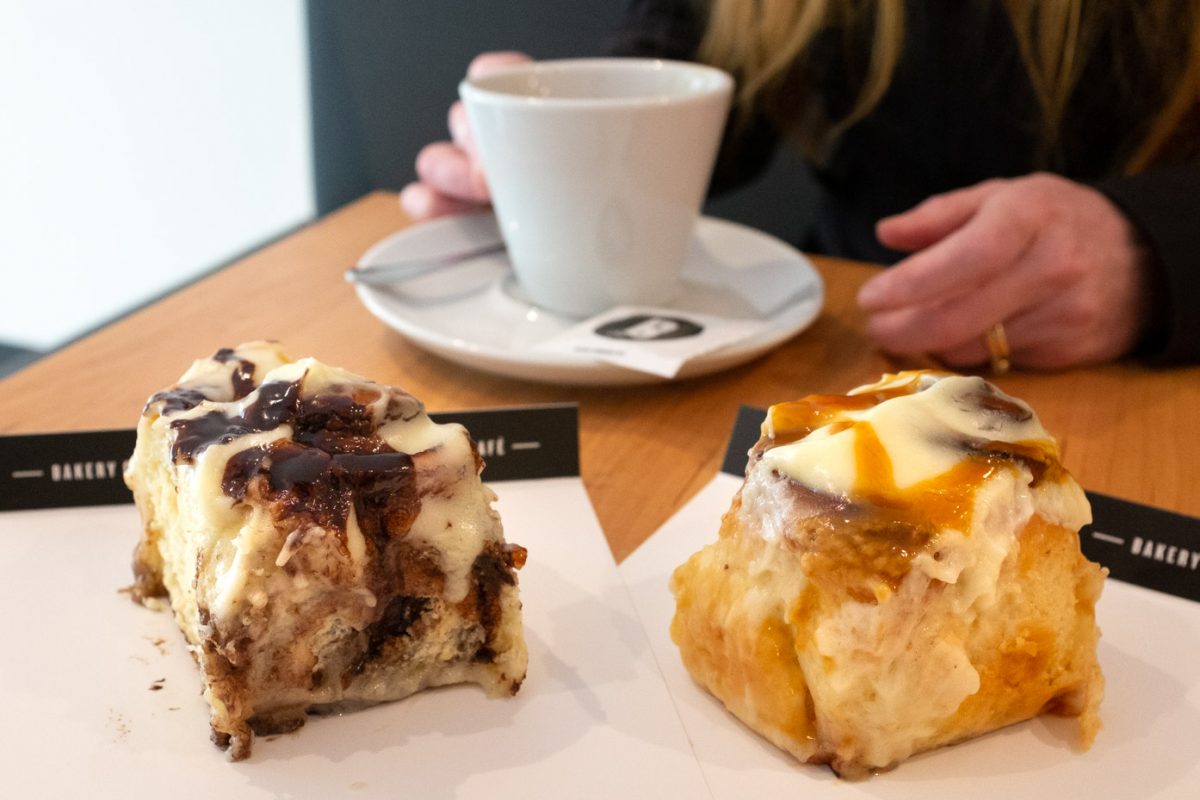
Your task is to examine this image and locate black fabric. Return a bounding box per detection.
[1095,163,1200,364]
[608,0,1200,364]
[605,0,781,197]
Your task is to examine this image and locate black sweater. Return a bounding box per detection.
[608,0,1199,363]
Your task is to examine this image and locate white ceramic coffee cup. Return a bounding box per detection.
[459,58,733,317]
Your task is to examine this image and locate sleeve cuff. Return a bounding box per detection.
[1093,161,1200,365]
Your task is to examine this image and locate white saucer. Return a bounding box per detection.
[354,212,824,385]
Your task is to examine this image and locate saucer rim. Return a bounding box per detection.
[353,213,824,385]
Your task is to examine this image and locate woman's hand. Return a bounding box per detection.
[857,173,1153,370]
[399,51,531,221]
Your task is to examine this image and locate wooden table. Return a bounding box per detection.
[2,192,1197,559]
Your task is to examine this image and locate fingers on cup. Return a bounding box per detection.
[399,183,487,221]
[467,51,532,78]
[447,101,485,165]
[415,141,490,203]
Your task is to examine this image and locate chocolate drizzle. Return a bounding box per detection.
[151,364,431,543]
[179,382,422,539]
[213,347,258,399]
[469,545,521,663]
[358,596,434,667]
[955,381,1034,430]
[223,443,416,534]
[145,347,260,415]
[149,388,209,416]
[171,380,302,463]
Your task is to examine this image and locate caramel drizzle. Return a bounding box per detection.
[850,421,1000,534]
[762,372,1064,536]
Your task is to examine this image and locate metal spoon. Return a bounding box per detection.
[344,241,506,286]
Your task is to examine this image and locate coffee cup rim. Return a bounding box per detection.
[459,57,733,109]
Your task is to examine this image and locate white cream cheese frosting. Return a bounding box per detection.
[757,371,1090,531]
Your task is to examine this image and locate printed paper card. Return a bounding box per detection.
[535,305,768,378]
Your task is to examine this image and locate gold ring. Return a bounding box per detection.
[985,322,1011,375]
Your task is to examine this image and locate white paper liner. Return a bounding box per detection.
[618,474,1200,799]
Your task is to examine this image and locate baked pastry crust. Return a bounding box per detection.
[671,371,1104,777]
[126,342,526,759]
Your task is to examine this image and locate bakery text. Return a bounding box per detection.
[50,460,125,482]
[1130,535,1200,570]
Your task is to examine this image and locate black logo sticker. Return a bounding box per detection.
[594,315,703,341]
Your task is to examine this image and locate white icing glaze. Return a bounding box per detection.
[763,373,1055,496]
[136,342,503,625]
[176,340,291,401]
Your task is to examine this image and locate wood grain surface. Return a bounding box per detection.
[2,192,1197,560]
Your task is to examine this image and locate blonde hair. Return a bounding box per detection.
[699,0,1200,172]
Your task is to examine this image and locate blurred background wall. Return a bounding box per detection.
[0,1,313,372]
